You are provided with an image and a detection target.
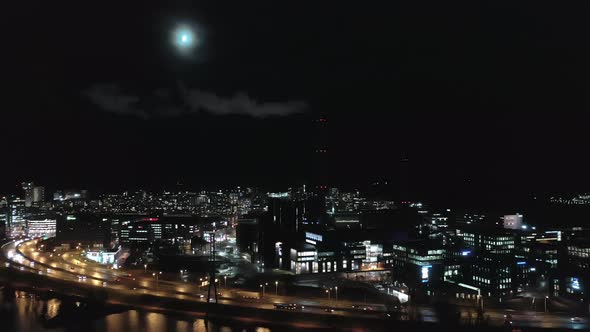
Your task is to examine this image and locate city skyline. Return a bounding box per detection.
[2,174,590,330]
[3,2,590,330]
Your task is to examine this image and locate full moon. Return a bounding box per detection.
[173,25,197,51]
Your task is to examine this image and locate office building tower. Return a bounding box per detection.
[32,186,45,205]
[22,182,34,207]
[503,214,523,230]
[8,198,26,238]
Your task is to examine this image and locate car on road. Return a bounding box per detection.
[324,308,335,313]
[275,303,303,310]
[571,317,582,323]
[352,304,371,310]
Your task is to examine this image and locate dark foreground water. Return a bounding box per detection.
[0,290,274,332]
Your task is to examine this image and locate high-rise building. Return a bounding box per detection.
[503,214,523,230]
[22,182,34,207]
[0,208,7,238]
[21,182,45,207]
[32,186,45,205]
[8,198,26,238]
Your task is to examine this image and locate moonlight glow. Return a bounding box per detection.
[173,26,197,51]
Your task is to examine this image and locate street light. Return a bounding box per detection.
[144,264,147,273]
[335,286,338,302]
[545,296,549,313]
[326,289,331,301]
[152,271,162,288]
[224,276,227,288]
[275,281,279,295]
[260,284,266,297]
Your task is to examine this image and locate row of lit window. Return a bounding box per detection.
[473,276,491,284]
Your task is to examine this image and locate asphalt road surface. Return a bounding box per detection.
[2,239,588,329]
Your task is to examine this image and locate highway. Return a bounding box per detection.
[1,239,389,319]
[2,239,589,329]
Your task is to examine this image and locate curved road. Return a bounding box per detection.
[2,239,588,329]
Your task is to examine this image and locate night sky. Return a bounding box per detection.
[4,1,590,206]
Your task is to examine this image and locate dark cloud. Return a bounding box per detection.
[83,84,308,118]
[183,89,307,117]
[84,84,146,118]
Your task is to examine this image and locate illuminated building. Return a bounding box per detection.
[560,240,590,301]
[22,182,34,207]
[273,229,407,275]
[455,229,515,254]
[0,209,7,238]
[290,244,317,274]
[20,183,45,207]
[388,240,445,292]
[86,250,117,265]
[119,221,154,246]
[26,219,56,238]
[503,214,523,230]
[333,213,361,230]
[114,215,207,247]
[32,186,45,206]
[8,198,26,238]
[454,228,517,297]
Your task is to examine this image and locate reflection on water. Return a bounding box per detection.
[0,290,275,332]
[46,298,61,319]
